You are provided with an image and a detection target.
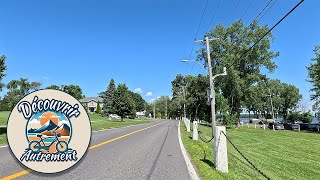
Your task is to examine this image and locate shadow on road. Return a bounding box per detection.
[0,127,6,135]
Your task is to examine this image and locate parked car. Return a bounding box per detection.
[268,122,284,130]
[109,114,121,119]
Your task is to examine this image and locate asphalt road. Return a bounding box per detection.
[0,120,192,180]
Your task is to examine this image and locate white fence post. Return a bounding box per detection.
[193,121,198,140]
[263,124,266,130]
[186,119,190,132]
[214,126,228,173]
[247,123,249,128]
[254,123,257,129]
[298,124,300,132]
[317,125,319,132]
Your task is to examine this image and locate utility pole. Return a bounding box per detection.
[267,88,275,120]
[195,37,220,137]
[165,97,168,119]
[182,86,186,121]
[153,102,156,119]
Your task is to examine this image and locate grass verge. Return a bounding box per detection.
[180,122,320,180]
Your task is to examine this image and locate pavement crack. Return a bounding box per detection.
[146,122,171,180]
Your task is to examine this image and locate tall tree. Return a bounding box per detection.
[198,20,279,125]
[63,85,84,99]
[0,55,7,91]
[101,79,116,115]
[46,85,61,90]
[128,91,146,112]
[2,78,41,110]
[307,45,320,112]
[111,84,135,121]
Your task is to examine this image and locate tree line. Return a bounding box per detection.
[167,20,320,126]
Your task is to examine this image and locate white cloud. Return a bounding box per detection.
[134,88,143,94]
[29,119,39,124]
[146,92,153,97]
[42,76,49,80]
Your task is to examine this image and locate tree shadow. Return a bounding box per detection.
[0,127,6,135]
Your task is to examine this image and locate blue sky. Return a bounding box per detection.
[0,0,319,108]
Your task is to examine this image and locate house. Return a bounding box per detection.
[79,97,104,112]
[136,110,146,118]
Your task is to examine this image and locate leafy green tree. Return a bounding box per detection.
[0,55,7,91]
[307,45,320,112]
[101,79,116,115]
[280,83,302,119]
[198,20,279,125]
[128,91,146,112]
[63,85,84,99]
[96,102,102,114]
[111,84,135,121]
[2,78,41,110]
[46,85,61,90]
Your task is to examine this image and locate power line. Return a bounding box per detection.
[207,0,221,30]
[197,0,278,75]
[257,0,279,22]
[223,0,241,26]
[225,0,304,70]
[189,0,210,75]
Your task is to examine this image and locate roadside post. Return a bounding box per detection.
[186,118,190,132]
[273,124,275,131]
[255,123,257,129]
[193,121,198,140]
[317,125,319,132]
[247,123,249,128]
[214,126,228,173]
[263,124,266,130]
[298,124,300,132]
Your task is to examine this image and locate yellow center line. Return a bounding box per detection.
[0,121,168,180]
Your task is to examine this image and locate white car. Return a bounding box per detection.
[109,114,121,119]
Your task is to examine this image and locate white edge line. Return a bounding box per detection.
[178,121,201,180]
[0,145,8,149]
[0,120,156,148]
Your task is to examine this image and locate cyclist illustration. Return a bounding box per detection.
[29,132,68,153]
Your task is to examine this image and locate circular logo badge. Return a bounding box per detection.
[7,89,91,173]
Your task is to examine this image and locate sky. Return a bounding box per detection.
[0,0,319,109]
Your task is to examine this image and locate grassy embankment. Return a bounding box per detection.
[181,122,320,180]
[0,111,152,144]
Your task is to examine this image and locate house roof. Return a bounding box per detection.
[79,97,103,103]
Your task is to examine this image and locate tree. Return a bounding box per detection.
[128,91,146,112]
[307,45,320,112]
[0,55,7,91]
[280,83,302,119]
[198,20,279,125]
[96,102,102,114]
[2,78,41,110]
[111,84,135,121]
[46,85,61,90]
[101,79,116,115]
[63,85,84,99]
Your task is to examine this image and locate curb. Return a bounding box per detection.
[178,121,200,180]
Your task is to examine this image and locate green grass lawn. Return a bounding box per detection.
[0,111,10,127]
[0,111,152,144]
[181,122,320,180]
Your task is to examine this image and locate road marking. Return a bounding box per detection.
[89,121,167,150]
[0,121,168,180]
[0,145,8,149]
[178,121,200,180]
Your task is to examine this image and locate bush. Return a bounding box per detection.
[287,112,313,123]
[222,114,237,128]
